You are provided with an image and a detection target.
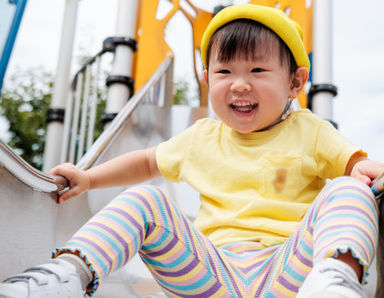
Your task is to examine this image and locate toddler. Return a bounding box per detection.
[1,4,383,298]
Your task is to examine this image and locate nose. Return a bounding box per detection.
[230,76,251,93]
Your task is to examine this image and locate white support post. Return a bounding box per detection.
[43,0,79,172]
[311,0,334,120]
[104,0,138,117]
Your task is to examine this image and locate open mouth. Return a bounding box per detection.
[230,102,258,113]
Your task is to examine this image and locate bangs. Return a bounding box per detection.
[206,19,297,73]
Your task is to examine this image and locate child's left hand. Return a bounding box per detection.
[350,159,384,187]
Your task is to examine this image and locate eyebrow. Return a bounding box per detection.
[213,52,272,63]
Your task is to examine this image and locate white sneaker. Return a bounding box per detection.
[297,258,366,298]
[0,259,84,298]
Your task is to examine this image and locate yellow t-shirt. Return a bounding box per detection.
[156,110,365,247]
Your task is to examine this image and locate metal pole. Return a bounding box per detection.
[104,0,138,117]
[69,73,83,164]
[87,56,101,150]
[60,90,74,164]
[311,0,335,120]
[77,65,91,162]
[43,0,79,172]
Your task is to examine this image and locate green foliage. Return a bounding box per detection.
[173,80,190,105]
[93,88,107,140]
[0,67,107,169]
[0,67,53,169]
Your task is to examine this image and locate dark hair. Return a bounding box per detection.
[205,19,297,74]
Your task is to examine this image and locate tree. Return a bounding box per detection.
[173,80,190,105]
[0,67,53,169]
[0,67,107,169]
[173,80,197,105]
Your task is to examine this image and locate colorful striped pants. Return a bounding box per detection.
[54,177,378,297]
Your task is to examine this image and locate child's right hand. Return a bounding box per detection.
[49,163,91,204]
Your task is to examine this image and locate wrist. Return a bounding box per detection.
[85,170,93,190]
[345,151,367,176]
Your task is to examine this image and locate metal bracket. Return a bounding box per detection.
[46,108,65,123]
[308,83,338,97]
[327,119,338,129]
[101,112,118,125]
[106,75,134,95]
[307,83,338,111]
[306,84,339,129]
[213,4,230,16]
[102,36,137,53]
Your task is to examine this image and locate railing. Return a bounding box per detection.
[77,56,173,170]
[0,55,173,195]
[61,45,173,167]
[0,138,57,193]
[60,48,109,164]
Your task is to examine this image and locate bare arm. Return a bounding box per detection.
[88,146,160,189]
[50,146,160,203]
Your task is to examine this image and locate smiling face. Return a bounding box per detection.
[203,20,307,134]
[206,53,294,133]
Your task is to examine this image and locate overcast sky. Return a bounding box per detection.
[2,0,384,161]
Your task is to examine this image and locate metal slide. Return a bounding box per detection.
[0,57,207,297]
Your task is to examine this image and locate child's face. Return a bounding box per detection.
[205,50,298,133]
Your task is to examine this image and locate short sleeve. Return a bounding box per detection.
[315,121,367,179]
[156,122,197,182]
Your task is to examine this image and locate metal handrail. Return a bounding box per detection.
[0,138,57,192]
[77,56,173,170]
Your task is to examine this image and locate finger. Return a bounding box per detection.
[367,167,384,179]
[370,178,378,187]
[58,186,82,203]
[52,166,78,182]
[354,174,371,186]
[52,175,69,192]
[49,167,60,176]
[49,163,75,177]
[58,191,75,204]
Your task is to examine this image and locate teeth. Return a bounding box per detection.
[230,102,257,113]
[232,102,253,107]
[237,107,252,112]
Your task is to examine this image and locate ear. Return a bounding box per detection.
[289,67,309,98]
[203,69,209,85]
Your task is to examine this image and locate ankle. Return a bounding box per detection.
[56,253,93,291]
[333,250,362,282]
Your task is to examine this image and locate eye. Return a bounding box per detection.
[251,68,264,73]
[217,69,230,74]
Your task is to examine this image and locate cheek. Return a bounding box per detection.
[209,80,225,98]
[209,88,227,114]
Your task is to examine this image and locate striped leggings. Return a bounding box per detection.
[54,177,378,297]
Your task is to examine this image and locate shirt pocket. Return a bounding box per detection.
[259,155,303,200]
